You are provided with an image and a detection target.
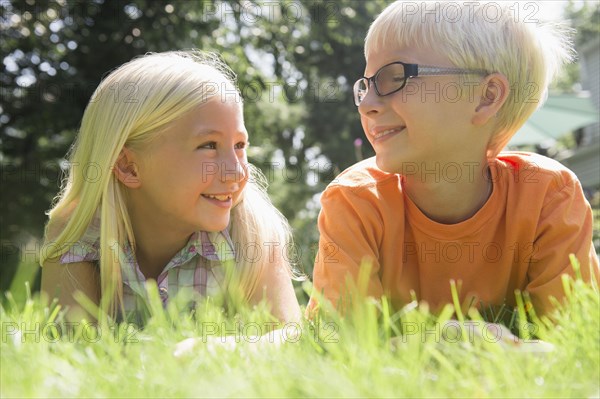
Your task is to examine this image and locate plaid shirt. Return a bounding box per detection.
[60,216,236,316]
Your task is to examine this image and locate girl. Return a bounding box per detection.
[40,50,301,323]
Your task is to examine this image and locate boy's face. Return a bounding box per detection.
[358,46,489,174]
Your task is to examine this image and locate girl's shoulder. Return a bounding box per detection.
[59,210,101,264]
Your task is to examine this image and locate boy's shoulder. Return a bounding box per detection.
[494,151,579,190]
[321,157,401,214]
[324,152,579,197]
[328,157,399,189]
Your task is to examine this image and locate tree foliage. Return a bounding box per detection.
[550,0,600,92]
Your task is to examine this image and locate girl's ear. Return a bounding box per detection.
[472,73,510,126]
[113,147,141,188]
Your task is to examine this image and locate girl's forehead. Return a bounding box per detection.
[213,82,244,107]
[197,97,246,130]
[212,96,244,116]
[157,97,244,136]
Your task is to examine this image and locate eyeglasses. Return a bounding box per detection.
[353,61,488,106]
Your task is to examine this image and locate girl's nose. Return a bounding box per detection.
[221,152,247,183]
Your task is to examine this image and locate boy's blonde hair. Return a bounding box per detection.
[365,1,574,157]
[41,50,295,316]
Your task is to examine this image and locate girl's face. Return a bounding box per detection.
[132,94,249,235]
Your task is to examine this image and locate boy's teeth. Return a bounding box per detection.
[375,128,403,138]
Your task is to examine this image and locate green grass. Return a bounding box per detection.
[1,272,599,398]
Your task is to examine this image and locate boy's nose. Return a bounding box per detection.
[358,86,383,117]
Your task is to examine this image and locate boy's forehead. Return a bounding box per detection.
[365,46,451,73]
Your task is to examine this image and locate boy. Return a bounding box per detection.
[308,1,599,318]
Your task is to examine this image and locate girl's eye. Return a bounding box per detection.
[197,142,217,150]
[235,141,247,150]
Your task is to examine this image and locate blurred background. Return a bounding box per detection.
[1,0,599,305]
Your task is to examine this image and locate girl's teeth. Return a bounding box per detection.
[205,194,230,201]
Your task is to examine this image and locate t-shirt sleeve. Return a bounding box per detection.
[308,183,384,313]
[526,171,599,316]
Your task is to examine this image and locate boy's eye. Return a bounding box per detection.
[235,141,247,150]
[197,142,217,150]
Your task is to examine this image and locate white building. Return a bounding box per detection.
[560,36,600,190]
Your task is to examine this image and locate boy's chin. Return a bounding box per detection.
[375,154,402,174]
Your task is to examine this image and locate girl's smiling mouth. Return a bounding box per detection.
[202,193,233,208]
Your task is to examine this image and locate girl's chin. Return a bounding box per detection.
[198,219,230,233]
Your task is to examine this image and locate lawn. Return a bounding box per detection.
[1,267,599,398]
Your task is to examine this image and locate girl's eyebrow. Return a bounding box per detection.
[193,129,248,138]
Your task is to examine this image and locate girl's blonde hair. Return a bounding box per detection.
[41,50,296,316]
[365,1,574,157]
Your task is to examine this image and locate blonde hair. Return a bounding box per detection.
[41,50,296,316]
[365,0,574,157]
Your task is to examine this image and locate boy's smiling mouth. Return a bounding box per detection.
[371,126,406,141]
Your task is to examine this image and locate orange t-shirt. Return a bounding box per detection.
[309,152,599,316]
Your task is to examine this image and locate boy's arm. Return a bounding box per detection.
[41,258,101,321]
[525,175,599,317]
[308,185,384,313]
